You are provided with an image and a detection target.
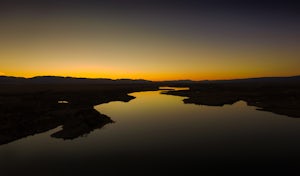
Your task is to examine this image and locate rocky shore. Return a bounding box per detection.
[164,82,300,118]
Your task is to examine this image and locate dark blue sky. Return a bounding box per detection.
[1,0,299,13]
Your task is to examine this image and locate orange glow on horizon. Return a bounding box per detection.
[1,13,299,81]
[3,70,300,81]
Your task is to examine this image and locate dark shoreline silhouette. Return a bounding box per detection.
[1,75,300,145]
[163,80,300,118]
[1,76,300,175]
[0,83,158,145]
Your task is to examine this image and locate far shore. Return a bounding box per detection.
[163,81,300,118]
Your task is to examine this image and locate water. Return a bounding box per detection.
[1,87,300,174]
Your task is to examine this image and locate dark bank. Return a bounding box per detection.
[1,76,300,175]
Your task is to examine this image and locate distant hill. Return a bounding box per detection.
[199,75,300,84]
[157,76,300,85]
[0,76,152,84]
[1,75,300,85]
[158,80,195,84]
[0,76,27,84]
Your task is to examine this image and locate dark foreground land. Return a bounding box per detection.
[0,83,158,145]
[1,76,300,145]
[164,77,300,118]
[1,76,300,175]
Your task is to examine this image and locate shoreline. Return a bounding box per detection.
[0,84,159,145]
[163,82,300,118]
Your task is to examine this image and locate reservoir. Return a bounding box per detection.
[1,87,300,174]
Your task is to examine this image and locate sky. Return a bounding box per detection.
[0,0,299,81]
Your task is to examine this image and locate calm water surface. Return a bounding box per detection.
[1,87,300,174]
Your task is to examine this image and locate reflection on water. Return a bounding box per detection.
[159,86,190,91]
[1,87,300,174]
[57,100,69,104]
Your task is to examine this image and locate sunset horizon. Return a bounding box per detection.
[1,73,300,82]
[1,0,300,175]
[1,0,299,82]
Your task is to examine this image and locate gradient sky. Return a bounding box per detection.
[0,0,299,80]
